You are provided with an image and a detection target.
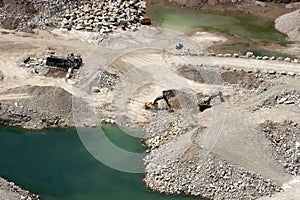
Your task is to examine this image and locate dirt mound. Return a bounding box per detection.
[221,70,262,89]
[0,86,74,129]
[177,65,205,83]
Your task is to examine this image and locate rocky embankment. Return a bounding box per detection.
[0,0,146,33]
[0,177,39,200]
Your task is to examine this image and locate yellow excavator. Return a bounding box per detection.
[145,90,175,110]
[197,91,224,112]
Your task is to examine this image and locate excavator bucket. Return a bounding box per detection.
[145,102,155,109]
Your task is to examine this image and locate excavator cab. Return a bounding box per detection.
[198,96,212,112]
[145,102,155,109]
[198,91,224,112]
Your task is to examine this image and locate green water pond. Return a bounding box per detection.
[0,125,199,200]
[148,4,287,45]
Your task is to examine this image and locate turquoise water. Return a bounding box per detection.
[148,5,287,44]
[0,125,199,200]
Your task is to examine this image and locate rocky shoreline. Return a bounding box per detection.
[0,177,39,200]
[141,111,285,200]
[142,115,300,199]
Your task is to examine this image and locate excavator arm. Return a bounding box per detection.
[153,95,172,108]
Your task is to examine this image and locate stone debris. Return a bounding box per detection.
[18,54,49,75]
[257,89,300,109]
[143,118,187,150]
[261,120,300,176]
[96,69,120,89]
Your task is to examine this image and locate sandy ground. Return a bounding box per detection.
[0,28,95,95]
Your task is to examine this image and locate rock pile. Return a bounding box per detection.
[60,0,146,33]
[143,118,187,150]
[144,151,282,200]
[96,69,120,89]
[0,177,39,200]
[261,120,300,175]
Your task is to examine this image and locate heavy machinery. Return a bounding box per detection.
[145,90,175,111]
[145,90,224,112]
[46,53,82,70]
[198,91,224,112]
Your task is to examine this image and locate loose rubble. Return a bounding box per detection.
[261,120,300,176]
[96,69,120,89]
[256,89,300,110]
[143,116,188,150]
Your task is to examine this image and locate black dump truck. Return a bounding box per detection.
[46,54,82,70]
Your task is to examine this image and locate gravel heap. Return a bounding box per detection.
[0,177,39,200]
[261,120,300,176]
[0,0,80,30]
[0,86,74,129]
[275,9,300,42]
[96,69,120,89]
